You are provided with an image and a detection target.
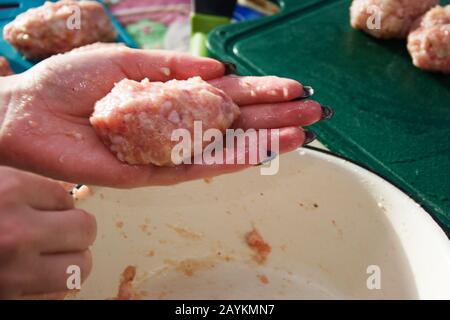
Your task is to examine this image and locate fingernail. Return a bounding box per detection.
[263,150,278,163]
[291,86,314,100]
[303,130,317,146]
[321,105,334,120]
[302,86,314,98]
[254,150,278,166]
[221,61,237,75]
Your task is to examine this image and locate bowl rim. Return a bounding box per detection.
[303,146,450,239]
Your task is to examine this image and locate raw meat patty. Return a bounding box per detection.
[0,57,13,76]
[407,5,450,73]
[90,77,240,166]
[350,0,439,39]
[3,0,117,60]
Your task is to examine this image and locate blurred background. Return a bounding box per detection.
[103,0,278,52]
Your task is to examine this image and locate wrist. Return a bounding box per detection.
[0,76,13,131]
[0,75,16,165]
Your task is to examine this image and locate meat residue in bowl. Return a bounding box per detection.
[72,185,91,201]
[114,265,138,300]
[245,227,271,264]
[257,274,269,285]
[164,258,216,277]
[167,224,203,240]
[203,177,213,184]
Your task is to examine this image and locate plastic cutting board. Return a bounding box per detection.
[208,0,450,233]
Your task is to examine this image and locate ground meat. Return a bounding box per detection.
[350,0,438,39]
[114,265,137,300]
[3,0,117,60]
[257,274,269,285]
[407,5,450,73]
[245,227,271,264]
[0,57,13,76]
[90,77,240,166]
[72,185,91,200]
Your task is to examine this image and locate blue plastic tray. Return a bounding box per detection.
[0,0,137,73]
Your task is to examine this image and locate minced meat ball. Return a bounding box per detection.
[3,0,117,59]
[350,0,438,39]
[407,5,450,73]
[90,77,240,166]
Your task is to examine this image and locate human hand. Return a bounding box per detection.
[0,45,326,187]
[0,166,96,299]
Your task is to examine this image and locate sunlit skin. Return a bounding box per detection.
[0,46,322,187]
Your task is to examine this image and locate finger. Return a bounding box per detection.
[33,47,227,117]
[140,127,305,186]
[21,250,92,295]
[11,171,74,211]
[209,76,304,106]
[232,100,322,130]
[86,47,226,82]
[37,209,97,254]
[68,42,126,53]
[16,125,304,189]
[44,127,304,188]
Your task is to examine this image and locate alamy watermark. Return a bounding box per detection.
[366,265,381,290]
[66,6,81,30]
[170,121,280,176]
[66,265,81,290]
[366,5,382,31]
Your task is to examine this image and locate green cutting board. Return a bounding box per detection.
[208,0,450,234]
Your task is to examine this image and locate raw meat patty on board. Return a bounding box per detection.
[350,0,439,39]
[407,5,450,73]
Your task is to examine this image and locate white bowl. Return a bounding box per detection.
[74,148,450,300]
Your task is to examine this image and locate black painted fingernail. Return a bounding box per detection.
[222,61,237,75]
[321,105,334,120]
[303,130,317,146]
[291,86,314,100]
[254,150,278,166]
[69,184,83,195]
[302,86,314,98]
[264,150,278,163]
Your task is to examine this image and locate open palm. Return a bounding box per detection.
[0,45,323,187]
